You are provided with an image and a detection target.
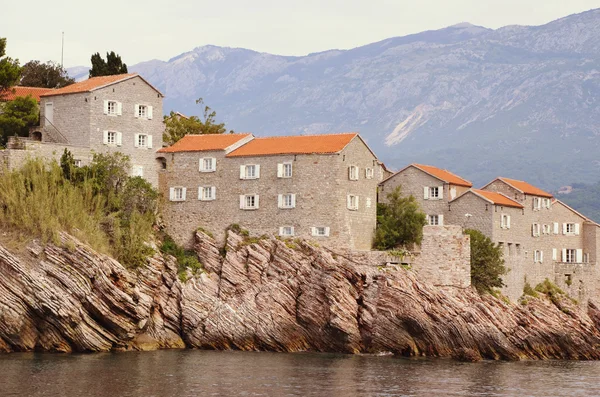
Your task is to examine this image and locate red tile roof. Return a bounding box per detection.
[226,133,357,157]
[412,164,473,187]
[39,73,146,97]
[157,133,253,153]
[0,86,55,102]
[471,189,524,208]
[497,177,553,198]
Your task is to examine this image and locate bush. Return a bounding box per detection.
[464,229,507,294]
[0,153,159,268]
[373,186,427,250]
[160,234,203,278]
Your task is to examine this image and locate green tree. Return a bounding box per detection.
[163,98,233,146]
[0,38,22,93]
[0,95,38,145]
[464,229,508,294]
[20,60,75,88]
[89,51,128,77]
[373,186,427,250]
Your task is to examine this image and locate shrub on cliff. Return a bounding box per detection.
[373,186,427,250]
[0,153,158,267]
[464,229,507,294]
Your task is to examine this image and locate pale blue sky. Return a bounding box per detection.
[3,0,599,67]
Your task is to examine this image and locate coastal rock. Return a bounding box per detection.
[0,230,600,360]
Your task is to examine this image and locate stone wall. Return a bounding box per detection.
[334,225,471,289]
[39,75,164,187]
[0,140,93,170]
[159,136,380,250]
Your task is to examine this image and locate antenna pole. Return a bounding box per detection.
[61,32,64,66]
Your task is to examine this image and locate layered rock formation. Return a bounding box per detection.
[1,231,600,360]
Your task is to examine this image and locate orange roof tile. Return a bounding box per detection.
[412,164,473,187]
[39,73,154,97]
[158,133,253,153]
[0,86,55,102]
[497,177,553,198]
[471,189,524,208]
[226,133,357,157]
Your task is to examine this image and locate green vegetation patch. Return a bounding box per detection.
[160,234,203,281]
[0,152,157,268]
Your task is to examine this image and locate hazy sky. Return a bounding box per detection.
[3,0,599,68]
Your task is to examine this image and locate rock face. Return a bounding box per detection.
[1,230,600,360]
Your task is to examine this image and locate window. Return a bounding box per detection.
[107,101,117,115]
[564,223,578,235]
[199,157,216,172]
[366,197,372,208]
[542,198,551,209]
[542,224,550,235]
[349,165,359,181]
[532,223,541,237]
[365,167,374,179]
[534,250,543,263]
[198,186,216,201]
[240,194,259,210]
[74,160,82,168]
[564,249,576,263]
[135,104,153,119]
[583,253,590,263]
[278,193,296,209]
[103,131,122,146]
[134,133,152,149]
[428,215,439,225]
[240,164,260,179]
[501,214,511,229]
[107,131,116,144]
[311,227,330,237]
[169,187,186,202]
[279,226,294,237]
[533,197,541,211]
[132,165,143,177]
[277,163,292,178]
[424,186,443,200]
[347,195,359,210]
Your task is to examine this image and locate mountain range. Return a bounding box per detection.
[70,8,600,189]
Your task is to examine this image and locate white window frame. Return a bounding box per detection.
[134,104,153,120]
[349,165,359,181]
[134,133,152,149]
[564,249,576,263]
[532,223,541,237]
[199,157,216,172]
[533,197,541,211]
[240,194,259,210]
[311,226,330,237]
[277,162,293,178]
[74,159,82,168]
[564,223,579,235]
[428,215,439,226]
[501,214,511,229]
[107,100,117,115]
[365,167,374,179]
[534,250,543,263]
[169,187,186,202]
[198,186,216,201]
[241,164,260,180]
[278,193,296,209]
[279,226,294,237]
[347,194,359,211]
[542,224,550,235]
[424,186,443,200]
[107,131,117,145]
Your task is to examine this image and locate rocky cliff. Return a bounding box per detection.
[1,231,600,360]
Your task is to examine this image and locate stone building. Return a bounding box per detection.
[379,163,473,226]
[381,165,600,302]
[158,132,384,250]
[1,73,164,186]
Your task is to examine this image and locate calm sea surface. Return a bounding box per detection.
[1,350,599,396]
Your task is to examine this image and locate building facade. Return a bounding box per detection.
[158,132,384,250]
[380,165,600,302]
[1,74,164,186]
